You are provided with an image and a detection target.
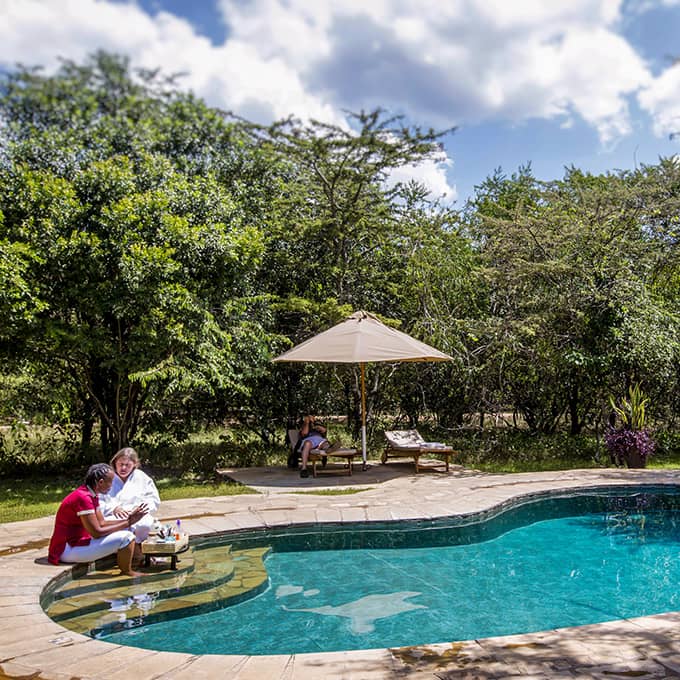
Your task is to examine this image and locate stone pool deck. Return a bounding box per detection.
[4,465,680,678]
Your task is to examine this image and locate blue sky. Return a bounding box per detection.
[2,0,680,203]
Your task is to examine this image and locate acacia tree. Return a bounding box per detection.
[0,53,273,453]
[467,164,680,434]
[621,159,680,424]
[249,110,460,434]
[379,184,485,429]
[257,111,450,297]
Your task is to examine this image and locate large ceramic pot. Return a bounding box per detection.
[625,449,647,469]
[605,428,654,469]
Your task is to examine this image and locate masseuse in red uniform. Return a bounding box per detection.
[48,463,148,576]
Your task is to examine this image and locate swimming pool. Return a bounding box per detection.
[46,485,680,655]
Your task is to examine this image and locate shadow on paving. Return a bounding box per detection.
[385,616,680,678]
[218,460,472,494]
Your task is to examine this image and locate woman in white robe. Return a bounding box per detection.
[99,448,160,553]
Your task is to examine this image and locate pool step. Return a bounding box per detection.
[46,542,236,620]
[47,553,197,603]
[46,545,271,636]
[46,545,219,623]
[48,541,236,604]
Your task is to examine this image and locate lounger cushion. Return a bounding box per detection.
[384,430,426,449]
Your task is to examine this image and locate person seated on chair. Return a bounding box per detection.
[288,415,324,469]
[48,463,148,577]
[299,415,329,478]
[99,447,160,567]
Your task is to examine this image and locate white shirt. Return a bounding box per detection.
[99,468,160,516]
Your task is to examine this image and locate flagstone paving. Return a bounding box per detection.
[4,465,680,678]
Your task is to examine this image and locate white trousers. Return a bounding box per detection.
[131,514,154,543]
[104,513,154,543]
[60,530,135,563]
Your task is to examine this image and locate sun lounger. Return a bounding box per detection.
[383,429,457,473]
[288,429,358,477]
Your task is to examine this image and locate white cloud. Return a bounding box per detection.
[0,0,159,69]
[0,0,663,188]
[538,28,649,144]
[638,64,680,138]
[387,155,457,203]
[619,0,680,140]
[0,0,340,124]
[219,0,650,147]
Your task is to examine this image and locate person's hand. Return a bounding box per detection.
[113,506,129,519]
[127,503,148,525]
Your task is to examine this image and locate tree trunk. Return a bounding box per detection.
[80,417,93,453]
[569,385,581,435]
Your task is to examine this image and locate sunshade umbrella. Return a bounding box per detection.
[272,310,453,466]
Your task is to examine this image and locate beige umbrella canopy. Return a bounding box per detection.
[272,310,453,465]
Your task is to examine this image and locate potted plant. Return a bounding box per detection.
[605,384,655,468]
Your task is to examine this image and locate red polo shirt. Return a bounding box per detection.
[48,485,98,565]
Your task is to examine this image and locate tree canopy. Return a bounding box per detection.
[0,53,274,452]
[1,51,679,461]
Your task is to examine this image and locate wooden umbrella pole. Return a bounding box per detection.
[360,362,367,468]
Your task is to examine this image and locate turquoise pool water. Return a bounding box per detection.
[103,488,680,655]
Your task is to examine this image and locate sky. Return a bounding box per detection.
[2,0,680,204]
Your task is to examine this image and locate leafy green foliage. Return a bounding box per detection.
[465,163,680,435]
[0,53,275,454]
[610,383,649,430]
[1,51,680,471]
[0,423,83,476]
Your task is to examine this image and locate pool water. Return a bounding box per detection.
[104,504,680,655]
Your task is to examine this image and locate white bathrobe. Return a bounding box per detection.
[99,469,160,542]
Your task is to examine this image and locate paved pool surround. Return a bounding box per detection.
[5,466,680,679]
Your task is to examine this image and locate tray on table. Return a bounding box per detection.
[141,533,189,569]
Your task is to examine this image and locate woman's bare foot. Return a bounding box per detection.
[117,542,141,576]
[121,569,143,577]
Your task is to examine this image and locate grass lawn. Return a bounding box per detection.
[466,457,680,473]
[468,459,601,473]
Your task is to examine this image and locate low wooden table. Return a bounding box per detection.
[308,448,358,477]
[141,533,189,570]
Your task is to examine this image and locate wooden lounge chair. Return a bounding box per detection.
[287,429,358,477]
[382,429,457,473]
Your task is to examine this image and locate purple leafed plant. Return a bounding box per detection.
[605,427,656,467]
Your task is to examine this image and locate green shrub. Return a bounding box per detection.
[648,430,680,464]
[435,430,602,472]
[0,423,84,477]
[139,426,279,473]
